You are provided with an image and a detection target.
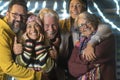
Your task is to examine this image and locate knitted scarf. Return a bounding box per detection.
[77,32,101,80]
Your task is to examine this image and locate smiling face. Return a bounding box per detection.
[69,0,86,19]
[78,18,96,37]
[6,4,27,33]
[26,21,41,40]
[43,15,58,39]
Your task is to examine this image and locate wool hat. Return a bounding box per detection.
[26,15,42,27]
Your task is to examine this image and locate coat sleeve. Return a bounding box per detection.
[68,46,92,77]
[68,35,115,78]
[0,31,36,80]
[88,23,112,46]
[93,35,115,64]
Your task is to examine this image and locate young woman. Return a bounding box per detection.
[14,14,56,80]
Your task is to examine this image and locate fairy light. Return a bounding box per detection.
[60,0,69,19]
[53,1,57,11]
[93,2,120,31]
[113,0,119,15]
[30,1,38,13]
[42,1,46,8]
[0,1,9,11]
[88,7,93,14]
[27,1,30,8]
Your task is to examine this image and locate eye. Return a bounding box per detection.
[35,24,40,28]
[76,4,81,7]
[35,24,38,26]
[70,5,73,7]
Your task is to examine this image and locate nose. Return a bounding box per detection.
[73,5,77,10]
[49,25,54,31]
[31,26,36,31]
[16,15,22,21]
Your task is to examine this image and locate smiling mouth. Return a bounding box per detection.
[72,11,79,15]
[30,32,38,36]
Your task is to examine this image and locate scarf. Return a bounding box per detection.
[77,32,101,80]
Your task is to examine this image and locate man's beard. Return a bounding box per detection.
[11,20,25,33]
[46,31,57,40]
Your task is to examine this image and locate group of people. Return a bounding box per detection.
[0,0,116,80]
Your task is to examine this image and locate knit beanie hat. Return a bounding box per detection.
[26,15,42,27]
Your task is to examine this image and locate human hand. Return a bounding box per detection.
[49,46,57,60]
[22,32,29,41]
[74,40,80,47]
[37,33,44,42]
[13,36,23,55]
[82,43,96,61]
[52,37,60,48]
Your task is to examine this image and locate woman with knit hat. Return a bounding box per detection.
[14,14,56,80]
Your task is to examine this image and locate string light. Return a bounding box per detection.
[113,0,119,15]
[0,1,9,11]
[42,1,46,8]
[53,1,57,11]
[93,2,120,31]
[30,1,38,13]
[27,1,30,8]
[60,0,69,19]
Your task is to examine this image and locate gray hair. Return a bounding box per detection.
[38,8,59,23]
[75,11,100,29]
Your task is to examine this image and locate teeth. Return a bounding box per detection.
[73,12,78,15]
[47,31,56,35]
[31,32,37,36]
[72,11,79,15]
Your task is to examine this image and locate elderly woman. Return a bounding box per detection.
[68,12,116,80]
[59,0,112,79]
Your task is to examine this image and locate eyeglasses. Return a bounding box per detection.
[9,12,27,20]
[78,22,91,28]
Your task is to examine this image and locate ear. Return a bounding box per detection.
[6,11,9,19]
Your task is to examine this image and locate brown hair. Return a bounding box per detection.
[8,0,27,12]
[68,0,87,11]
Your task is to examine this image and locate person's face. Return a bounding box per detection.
[26,21,41,40]
[43,15,58,39]
[69,0,85,19]
[78,18,96,37]
[6,4,27,33]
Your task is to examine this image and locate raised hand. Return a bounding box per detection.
[13,36,23,55]
[37,33,44,42]
[22,32,29,41]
